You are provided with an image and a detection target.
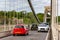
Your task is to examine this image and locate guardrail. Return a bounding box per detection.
[0,24,29,38]
[0,24,28,38]
[51,25,60,40]
[45,27,51,40]
[0,25,15,38]
[0,30,11,38]
[45,25,60,40]
[45,26,59,40]
[0,25,15,32]
[45,30,50,40]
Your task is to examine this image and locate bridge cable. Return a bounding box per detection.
[27,0,40,23]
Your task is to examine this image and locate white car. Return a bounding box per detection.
[38,23,49,32]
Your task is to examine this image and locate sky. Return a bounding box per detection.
[0,0,50,13]
[58,0,60,16]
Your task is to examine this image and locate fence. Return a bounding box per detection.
[51,25,60,40]
[0,25,15,32]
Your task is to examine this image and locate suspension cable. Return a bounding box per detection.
[27,0,40,23]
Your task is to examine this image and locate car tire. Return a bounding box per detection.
[25,33,29,36]
[13,34,15,36]
[27,33,29,35]
[31,28,33,30]
[38,31,40,32]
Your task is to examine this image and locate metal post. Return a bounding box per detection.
[4,0,6,31]
[9,18,11,30]
[16,0,18,24]
[9,1,11,30]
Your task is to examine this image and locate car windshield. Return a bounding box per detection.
[15,25,24,28]
[39,24,47,27]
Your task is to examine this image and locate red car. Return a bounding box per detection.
[12,24,29,36]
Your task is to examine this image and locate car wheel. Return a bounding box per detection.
[24,34,27,36]
[13,34,15,36]
[31,28,33,30]
[38,31,40,32]
[25,33,29,36]
[27,33,29,35]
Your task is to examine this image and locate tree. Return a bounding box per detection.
[37,13,44,22]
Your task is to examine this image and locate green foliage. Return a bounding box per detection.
[23,12,38,24]
[0,10,60,24]
[0,10,51,24]
[58,16,60,22]
[37,13,44,22]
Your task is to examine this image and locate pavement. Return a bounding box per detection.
[0,31,47,40]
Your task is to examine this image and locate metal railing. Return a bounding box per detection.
[51,25,60,40]
[45,25,60,40]
[0,25,15,32]
[45,28,51,40]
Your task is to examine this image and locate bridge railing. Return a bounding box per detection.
[0,25,15,38]
[51,25,60,40]
[45,25,60,40]
[45,28,51,40]
[0,25,15,32]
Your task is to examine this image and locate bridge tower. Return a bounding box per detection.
[51,0,59,40]
[44,6,51,23]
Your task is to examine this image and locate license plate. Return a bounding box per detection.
[41,28,45,30]
[16,32,21,33]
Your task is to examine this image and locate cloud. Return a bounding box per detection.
[31,0,50,13]
[0,0,50,13]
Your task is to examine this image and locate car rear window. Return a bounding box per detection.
[15,25,24,28]
[38,24,47,27]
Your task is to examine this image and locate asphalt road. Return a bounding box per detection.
[0,31,47,40]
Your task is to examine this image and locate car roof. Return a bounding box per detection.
[16,24,24,26]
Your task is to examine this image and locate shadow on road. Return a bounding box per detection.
[38,31,48,33]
